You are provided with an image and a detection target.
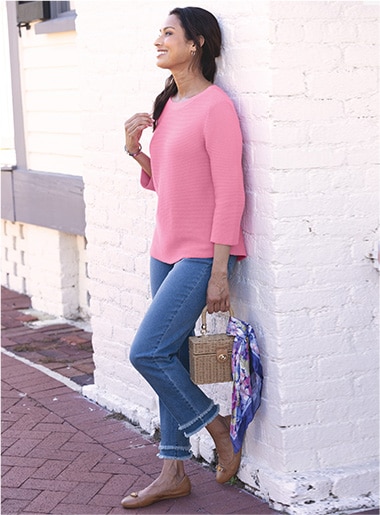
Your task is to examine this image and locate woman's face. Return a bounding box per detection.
[154,14,195,71]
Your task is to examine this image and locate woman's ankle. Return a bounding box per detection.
[206,414,227,438]
[159,459,186,481]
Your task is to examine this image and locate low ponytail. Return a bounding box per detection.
[153,75,177,130]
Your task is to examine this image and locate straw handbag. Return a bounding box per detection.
[189,307,234,384]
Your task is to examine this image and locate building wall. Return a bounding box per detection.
[0,0,15,165]
[1,1,88,319]
[77,1,379,513]
[2,219,89,319]
[17,14,81,175]
[265,0,378,474]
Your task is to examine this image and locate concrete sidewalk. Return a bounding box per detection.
[1,287,378,515]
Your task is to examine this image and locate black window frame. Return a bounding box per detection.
[16,1,52,26]
[16,1,75,35]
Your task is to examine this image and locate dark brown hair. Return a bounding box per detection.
[152,7,222,129]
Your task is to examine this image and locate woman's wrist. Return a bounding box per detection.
[210,269,228,279]
[212,244,231,274]
[124,143,142,157]
[208,273,228,291]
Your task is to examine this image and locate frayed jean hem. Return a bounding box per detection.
[158,444,192,460]
[180,402,220,438]
[157,452,192,460]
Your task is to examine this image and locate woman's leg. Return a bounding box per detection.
[150,258,193,460]
[130,257,221,439]
[123,257,239,508]
[157,334,193,460]
[123,259,197,508]
[206,414,242,484]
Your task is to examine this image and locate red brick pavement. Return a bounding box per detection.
[1,352,279,514]
[1,287,94,388]
[1,288,378,515]
[1,288,278,514]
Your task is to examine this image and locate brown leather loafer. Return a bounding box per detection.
[215,414,242,484]
[216,447,242,483]
[121,475,191,509]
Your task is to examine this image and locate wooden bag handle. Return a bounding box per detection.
[200,306,234,335]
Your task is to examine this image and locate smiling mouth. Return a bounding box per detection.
[157,50,167,57]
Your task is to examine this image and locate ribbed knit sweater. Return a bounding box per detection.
[141,85,247,264]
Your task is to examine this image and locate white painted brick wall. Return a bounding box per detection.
[1,220,89,319]
[76,1,378,513]
[2,221,28,293]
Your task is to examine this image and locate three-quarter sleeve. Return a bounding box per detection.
[140,169,155,191]
[204,101,245,246]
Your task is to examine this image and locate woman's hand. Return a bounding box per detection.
[207,244,231,313]
[124,113,153,154]
[206,271,230,314]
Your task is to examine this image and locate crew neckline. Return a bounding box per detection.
[170,84,216,105]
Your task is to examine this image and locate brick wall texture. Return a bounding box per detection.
[4,1,379,513]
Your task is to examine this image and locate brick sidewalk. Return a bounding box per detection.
[1,288,277,514]
[1,287,94,388]
[1,287,378,515]
[2,352,280,514]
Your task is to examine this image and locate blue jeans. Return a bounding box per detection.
[129,256,237,460]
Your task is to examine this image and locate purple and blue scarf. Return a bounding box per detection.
[226,316,263,453]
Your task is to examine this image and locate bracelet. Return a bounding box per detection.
[124,143,142,157]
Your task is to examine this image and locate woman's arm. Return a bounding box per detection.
[124,113,153,177]
[207,243,231,314]
[131,152,152,177]
[205,101,245,250]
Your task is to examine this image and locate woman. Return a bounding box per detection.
[122,6,247,509]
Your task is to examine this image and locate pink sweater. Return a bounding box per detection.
[141,85,247,264]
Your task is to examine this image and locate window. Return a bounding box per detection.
[16,1,75,35]
[48,1,70,19]
[16,1,51,26]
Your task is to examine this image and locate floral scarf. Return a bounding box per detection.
[226,316,263,453]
